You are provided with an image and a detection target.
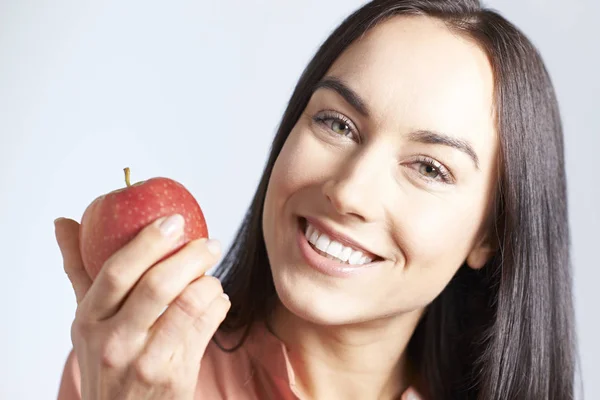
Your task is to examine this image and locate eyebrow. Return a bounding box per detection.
[312,76,481,169]
[313,76,370,117]
[408,130,480,169]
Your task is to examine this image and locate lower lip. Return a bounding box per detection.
[296,219,380,278]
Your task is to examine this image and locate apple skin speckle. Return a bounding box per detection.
[79,175,209,280]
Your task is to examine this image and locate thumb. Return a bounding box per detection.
[54,217,92,304]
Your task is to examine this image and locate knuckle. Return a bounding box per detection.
[142,273,172,303]
[201,276,223,293]
[191,309,219,332]
[192,294,230,332]
[132,357,161,386]
[100,332,127,370]
[102,260,127,290]
[71,315,93,340]
[175,277,224,319]
[176,287,210,318]
[191,311,212,332]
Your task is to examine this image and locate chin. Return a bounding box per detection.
[272,274,364,326]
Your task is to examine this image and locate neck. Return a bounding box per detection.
[268,302,423,400]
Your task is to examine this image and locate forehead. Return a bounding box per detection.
[324,15,497,150]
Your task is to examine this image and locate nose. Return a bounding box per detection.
[322,150,386,222]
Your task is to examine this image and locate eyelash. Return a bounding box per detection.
[409,155,454,184]
[313,110,360,142]
[312,110,454,185]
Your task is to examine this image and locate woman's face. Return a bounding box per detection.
[262,16,498,326]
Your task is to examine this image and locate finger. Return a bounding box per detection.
[131,278,229,388]
[145,277,228,365]
[83,214,186,321]
[401,387,423,400]
[55,217,92,304]
[175,289,230,368]
[116,238,222,333]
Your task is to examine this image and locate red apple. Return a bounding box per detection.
[79,167,209,280]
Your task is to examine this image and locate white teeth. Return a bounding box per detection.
[348,250,363,265]
[306,224,315,240]
[326,240,343,259]
[304,221,375,265]
[340,246,353,262]
[315,234,331,252]
[359,254,373,264]
[309,229,320,244]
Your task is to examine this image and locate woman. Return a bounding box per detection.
[55,0,576,399]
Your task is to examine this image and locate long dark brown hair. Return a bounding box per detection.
[212,1,577,398]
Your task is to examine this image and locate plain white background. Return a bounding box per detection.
[1,0,598,398]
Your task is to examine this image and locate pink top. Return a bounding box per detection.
[57,321,417,399]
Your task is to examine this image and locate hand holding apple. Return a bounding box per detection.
[54,168,229,400]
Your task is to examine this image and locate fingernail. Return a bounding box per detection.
[406,390,420,400]
[159,214,185,237]
[221,292,229,301]
[206,239,221,255]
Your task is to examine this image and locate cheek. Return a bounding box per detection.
[263,127,317,235]
[378,197,486,309]
[396,191,489,274]
[265,139,300,216]
[268,126,332,200]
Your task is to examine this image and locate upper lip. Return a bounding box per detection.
[303,217,383,260]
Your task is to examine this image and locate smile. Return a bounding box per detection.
[296,217,384,278]
[305,222,375,265]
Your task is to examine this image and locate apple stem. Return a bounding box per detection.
[124,167,131,187]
